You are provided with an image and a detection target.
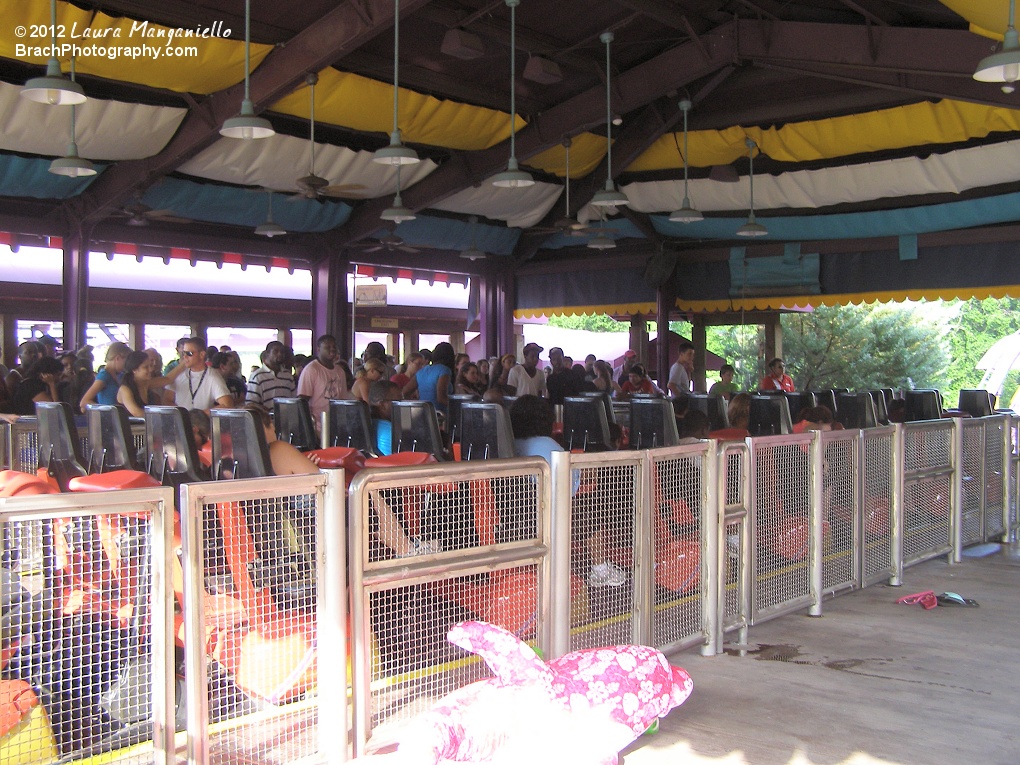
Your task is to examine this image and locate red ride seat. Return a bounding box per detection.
[0,470,57,497]
[67,470,162,492]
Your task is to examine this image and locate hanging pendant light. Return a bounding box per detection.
[974,0,1020,93]
[491,0,534,188]
[255,192,286,237]
[736,138,767,237]
[221,0,274,139]
[374,0,420,165]
[381,165,416,222]
[668,99,702,223]
[49,59,95,177]
[587,210,615,249]
[587,233,615,249]
[590,31,628,208]
[460,215,487,259]
[22,0,86,105]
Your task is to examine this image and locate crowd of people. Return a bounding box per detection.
[0,332,858,588]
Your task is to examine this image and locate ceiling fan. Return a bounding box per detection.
[289,72,367,201]
[348,233,419,254]
[109,198,192,227]
[530,138,600,236]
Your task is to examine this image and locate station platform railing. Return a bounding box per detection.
[0,414,1017,765]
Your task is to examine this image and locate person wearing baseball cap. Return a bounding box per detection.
[509,342,547,397]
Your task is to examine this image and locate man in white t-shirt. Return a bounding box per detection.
[297,334,351,422]
[171,337,233,411]
[667,341,696,397]
[507,342,547,397]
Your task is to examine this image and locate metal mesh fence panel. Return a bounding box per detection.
[349,459,550,755]
[861,428,895,585]
[180,473,341,765]
[751,436,814,620]
[568,459,640,652]
[901,423,953,566]
[0,488,175,765]
[649,447,707,651]
[719,445,749,635]
[983,418,1006,540]
[960,420,984,546]
[1011,418,1020,537]
[364,563,540,730]
[821,431,858,594]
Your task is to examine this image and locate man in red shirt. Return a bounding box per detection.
[760,357,795,392]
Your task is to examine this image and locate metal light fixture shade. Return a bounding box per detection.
[587,233,616,250]
[669,98,702,222]
[221,0,274,139]
[590,180,629,207]
[23,59,87,105]
[49,143,96,177]
[669,197,703,223]
[737,137,768,237]
[254,220,287,237]
[381,191,416,222]
[23,1,87,105]
[374,131,420,165]
[221,99,275,139]
[974,0,1020,91]
[592,31,628,208]
[736,214,768,237]
[492,0,534,188]
[255,193,286,237]
[491,157,534,188]
[376,0,420,167]
[460,247,486,260]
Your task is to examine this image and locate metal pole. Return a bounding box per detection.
[151,488,177,765]
[741,438,755,636]
[701,441,720,656]
[950,417,963,564]
[1004,415,1015,542]
[889,424,904,586]
[318,470,347,764]
[549,450,573,659]
[348,474,372,757]
[180,484,210,765]
[808,432,824,617]
[633,453,653,646]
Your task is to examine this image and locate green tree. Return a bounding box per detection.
[699,304,951,393]
[781,304,949,391]
[547,314,626,332]
[944,297,1020,405]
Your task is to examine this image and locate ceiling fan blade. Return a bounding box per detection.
[396,245,420,253]
[150,214,193,224]
[142,208,176,218]
[319,184,368,198]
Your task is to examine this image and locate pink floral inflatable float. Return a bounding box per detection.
[358,620,693,765]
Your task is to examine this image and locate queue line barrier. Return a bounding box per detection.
[1,415,1018,765]
[0,485,176,765]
